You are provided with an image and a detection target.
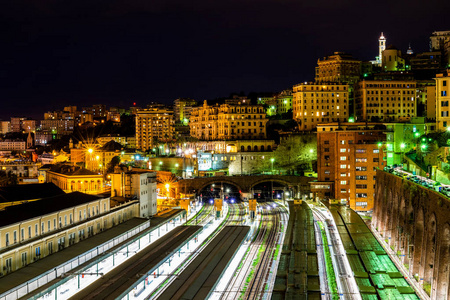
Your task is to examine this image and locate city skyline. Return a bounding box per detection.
[1,0,449,120]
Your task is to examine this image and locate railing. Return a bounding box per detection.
[0,220,152,300]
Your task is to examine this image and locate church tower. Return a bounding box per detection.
[406,43,413,55]
[377,32,386,65]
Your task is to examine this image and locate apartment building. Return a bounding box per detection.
[189,101,268,140]
[173,98,197,125]
[435,70,450,130]
[40,119,75,135]
[293,83,349,131]
[0,121,10,134]
[355,80,417,122]
[135,108,175,151]
[0,139,26,151]
[315,123,386,211]
[315,52,361,84]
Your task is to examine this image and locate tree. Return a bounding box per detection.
[106,156,121,174]
[272,134,317,174]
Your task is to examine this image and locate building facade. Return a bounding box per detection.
[435,70,450,130]
[44,165,105,194]
[355,80,417,122]
[0,139,26,151]
[111,170,157,217]
[315,52,361,84]
[315,123,386,211]
[0,121,10,134]
[293,82,349,131]
[135,108,175,151]
[0,192,139,277]
[173,98,197,125]
[189,101,268,140]
[384,117,436,165]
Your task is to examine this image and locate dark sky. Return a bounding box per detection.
[0,0,449,120]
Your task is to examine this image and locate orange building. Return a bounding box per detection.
[315,123,386,211]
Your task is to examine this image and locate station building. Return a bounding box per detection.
[0,191,139,277]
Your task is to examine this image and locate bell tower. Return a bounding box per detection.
[378,32,386,65]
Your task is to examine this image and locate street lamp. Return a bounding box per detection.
[270,158,275,174]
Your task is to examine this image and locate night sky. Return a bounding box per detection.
[0,0,449,120]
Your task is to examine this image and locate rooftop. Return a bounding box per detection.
[0,183,65,203]
[45,164,99,176]
[0,192,102,227]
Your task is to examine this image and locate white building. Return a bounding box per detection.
[111,169,157,218]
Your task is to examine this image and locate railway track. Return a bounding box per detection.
[220,202,283,300]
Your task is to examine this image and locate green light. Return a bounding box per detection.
[428,138,432,141]
[414,132,420,137]
[421,144,427,150]
[378,142,382,147]
[348,117,355,123]
[400,143,406,149]
[159,161,163,165]
[422,138,426,142]
[447,127,450,132]
[271,106,276,110]
[270,158,275,162]
[363,73,369,77]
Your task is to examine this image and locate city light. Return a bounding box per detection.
[400,143,406,149]
[88,148,93,154]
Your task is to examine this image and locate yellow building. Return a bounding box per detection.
[435,70,450,130]
[135,108,175,151]
[355,80,417,122]
[189,100,268,140]
[315,52,361,84]
[293,82,349,131]
[44,164,104,194]
[382,46,406,71]
[0,192,139,277]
